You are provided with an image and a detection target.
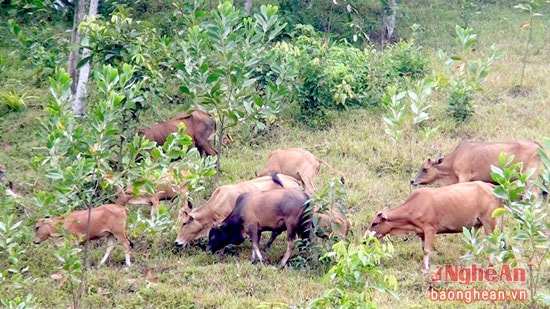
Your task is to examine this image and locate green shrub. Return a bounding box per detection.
[290,28,429,129]
[462,144,550,308]
[309,232,399,308]
[439,25,502,122]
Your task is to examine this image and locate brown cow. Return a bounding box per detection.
[368,181,501,273]
[174,174,302,247]
[207,188,311,267]
[258,148,345,195]
[411,140,542,187]
[33,204,132,267]
[115,170,188,216]
[140,110,218,156]
[313,207,350,239]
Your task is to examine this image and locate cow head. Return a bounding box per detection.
[174,211,208,248]
[368,211,391,238]
[206,223,245,253]
[33,218,63,246]
[410,155,444,186]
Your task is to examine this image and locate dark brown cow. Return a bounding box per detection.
[258,148,345,195]
[115,170,188,216]
[411,140,542,186]
[368,181,501,273]
[174,174,302,247]
[33,204,132,267]
[207,188,311,267]
[140,110,218,156]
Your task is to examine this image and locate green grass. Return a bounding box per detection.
[2,2,550,308]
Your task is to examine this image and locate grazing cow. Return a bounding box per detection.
[115,170,188,216]
[258,148,345,195]
[174,174,302,248]
[411,140,542,187]
[368,181,501,273]
[207,188,311,267]
[33,204,132,267]
[313,207,350,239]
[140,110,218,156]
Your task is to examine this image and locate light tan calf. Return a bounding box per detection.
[33,204,132,267]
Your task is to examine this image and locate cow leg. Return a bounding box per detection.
[263,231,281,251]
[150,196,160,217]
[279,228,296,268]
[99,235,117,267]
[249,224,263,264]
[195,139,218,157]
[421,228,436,274]
[119,235,133,267]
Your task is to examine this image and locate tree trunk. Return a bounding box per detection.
[382,0,397,47]
[68,0,87,93]
[72,0,99,116]
[244,0,252,15]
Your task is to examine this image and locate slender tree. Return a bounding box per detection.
[382,0,397,47]
[68,0,87,93]
[72,0,99,116]
[244,0,252,15]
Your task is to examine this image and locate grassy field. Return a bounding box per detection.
[1,1,550,308]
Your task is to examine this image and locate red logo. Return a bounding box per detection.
[431,264,526,284]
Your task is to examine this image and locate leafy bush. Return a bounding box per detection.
[462,144,550,308]
[309,232,398,308]
[173,2,297,163]
[79,9,172,110]
[291,28,429,129]
[279,0,381,44]
[7,19,69,84]
[290,179,348,272]
[439,25,502,122]
[0,199,36,308]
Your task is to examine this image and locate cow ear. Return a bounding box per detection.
[189,214,196,221]
[186,200,193,209]
[435,155,444,164]
[380,213,388,220]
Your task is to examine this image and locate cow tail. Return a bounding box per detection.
[271,172,284,187]
[316,157,346,185]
